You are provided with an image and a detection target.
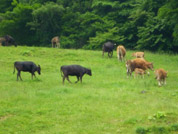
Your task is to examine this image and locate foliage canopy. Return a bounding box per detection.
[0,0,177,52]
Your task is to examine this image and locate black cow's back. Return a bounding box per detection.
[61,65,86,76]
[14,61,36,72]
[103,41,114,52]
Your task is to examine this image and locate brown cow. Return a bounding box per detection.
[132,52,144,58]
[126,58,153,77]
[117,45,126,61]
[134,68,146,78]
[154,68,168,86]
[51,36,60,48]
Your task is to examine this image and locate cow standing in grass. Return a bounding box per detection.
[132,52,144,58]
[155,68,168,86]
[126,58,153,77]
[102,41,115,58]
[51,36,60,48]
[134,68,146,78]
[0,35,17,47]
[13,61,41,81]
[117,45,126,61]
[60,65,92,84]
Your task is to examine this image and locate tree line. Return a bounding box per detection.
[0,0,178,52]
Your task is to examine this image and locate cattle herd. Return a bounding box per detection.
[0,35,167,86]
[102,41,168,86]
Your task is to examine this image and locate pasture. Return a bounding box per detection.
[0,46,178,134]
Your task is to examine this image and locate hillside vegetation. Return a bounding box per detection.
[0,0,178,52]
[0,46,178,134]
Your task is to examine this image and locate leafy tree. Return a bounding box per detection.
[0,0,13,13]
[0,1,37,45]
[0,0,177,52]
[29,2,64,46]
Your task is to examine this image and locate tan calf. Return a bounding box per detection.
[117,45,126,61]
[134,68,146,78]
[155,68,168,86]
[51,36,60,48]
[132,52,144,58]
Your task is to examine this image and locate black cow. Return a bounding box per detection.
[60,65,92,84]
[102,41,115,58]
[4,35,17,47]
[13,61,41,81]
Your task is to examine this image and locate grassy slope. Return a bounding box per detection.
[0,46,178,134]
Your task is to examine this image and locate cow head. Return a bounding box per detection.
[147,62,154,70]
[132,53,136,57]
[126,60,134,77]
[37,65,41,75]
[86,69,92,76]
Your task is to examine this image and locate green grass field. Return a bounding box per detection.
[0,46,178,134]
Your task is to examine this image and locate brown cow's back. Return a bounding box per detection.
[132,52,144,58]
[117,45,126,61]
[126,58,153,77]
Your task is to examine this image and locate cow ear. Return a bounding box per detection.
[38,65,40,68]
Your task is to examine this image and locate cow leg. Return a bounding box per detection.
[66,76,72,83]
[119,55,121,61]
[57,43,59,48]
[117,54,119,60]
[18,71,22,81]
[52,43,55,48]
[80,76,83,83]
[31,73,36,80]
[121,56,123,62]
[121,56,123,61]
[62,76,65,85]
[127,69,132,78]
[102,51,104,57]
[164,79,166,85]
[75,76,79,83]
[17,72,19,81]
[158,80,161,86]
[110,51,113,58]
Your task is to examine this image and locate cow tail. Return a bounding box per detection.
[13,63,15,74]
[60,68,64,77]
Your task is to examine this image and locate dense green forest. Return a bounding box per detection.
[0,0,178,52]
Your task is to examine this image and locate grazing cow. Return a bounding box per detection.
[117,45,126,61]
[154,68,168,86]
[134,68,146,78]
[132,52,144,58]
[13,61,41,81]
[60,65,92,84]
[126,58,153,77]
[102,41,115,58]
[51,36,60,48]
[4,35,17,47]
